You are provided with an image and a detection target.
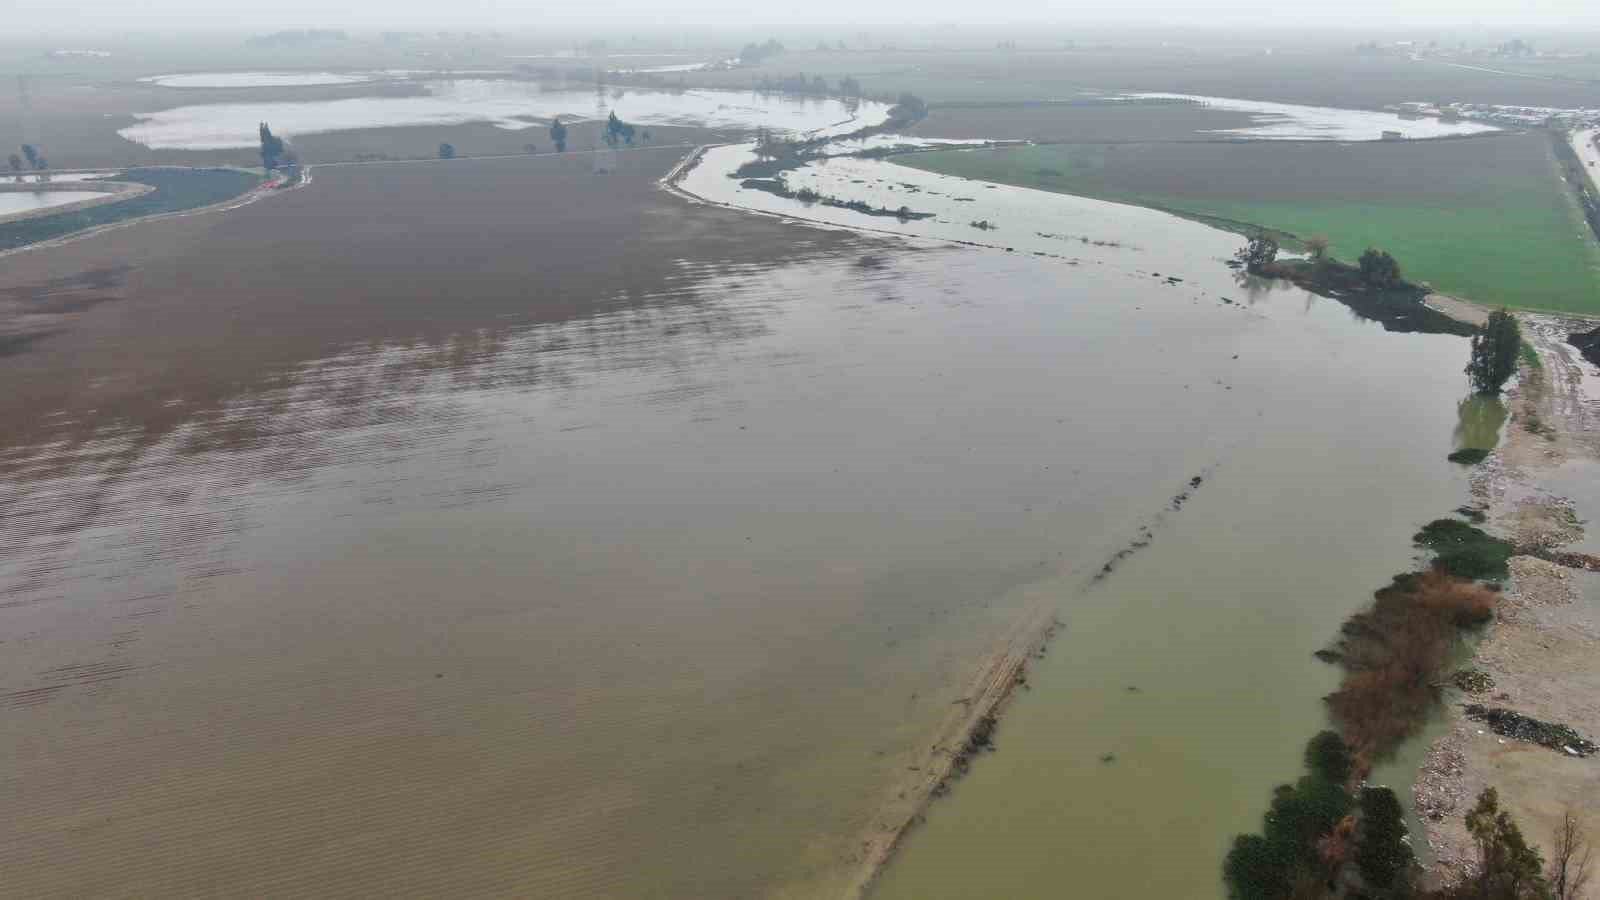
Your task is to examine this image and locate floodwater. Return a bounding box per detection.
[119,83,887,150]
[7,111,1480,897]
[6,172,112,183]
[680,141,1475,897]
[1127,93,1500,140]
[0,190,102,216]
[139,71,382,88]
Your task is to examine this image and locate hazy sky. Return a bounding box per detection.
[12,0,1600,31]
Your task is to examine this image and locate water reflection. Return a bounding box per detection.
[1454,393,1509,451]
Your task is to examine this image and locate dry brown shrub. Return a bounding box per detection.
[1325,569,1498,766]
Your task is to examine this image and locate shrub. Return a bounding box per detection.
[1236,235,1280,273]
[1325,569,1498,762]
[1448,448,1491,465]
[1305,731,1353,783]
[1224,738,1357,900]
[1414,519,1513,580]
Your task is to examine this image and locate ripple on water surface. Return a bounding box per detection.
[3,182,1475,898]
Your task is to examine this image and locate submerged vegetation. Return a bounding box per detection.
[1448,448,1492,465]
[1324,568,1496,764]
[1231,236,1475,337]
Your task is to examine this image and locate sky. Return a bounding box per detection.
[10,0,1600,31]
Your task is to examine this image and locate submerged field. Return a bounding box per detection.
[897,132,1600,313]
[0,140,1483,899]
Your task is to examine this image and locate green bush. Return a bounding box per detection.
[1224,754,1354,900]
[1447,448,1491,465]
[1413,519,1513,580]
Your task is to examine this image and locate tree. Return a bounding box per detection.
[1465,787,1548,899]
[1304,731,1352,783]
[21,144,38,168]
[1549,807,1593,900]
[1358,248,1403,289]
[1303,235,1331,263]
[549,115,568,152]
[6,153,19,172]
[438,142,456,159]
[523,143,537,154]
[603,111,635,148]
[1466,309,1522,395]
[1355,787,1414,893]
[258,123,286,170]
[1236,235,1279,274]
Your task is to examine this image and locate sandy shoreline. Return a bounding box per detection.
[1413,312,1600,886]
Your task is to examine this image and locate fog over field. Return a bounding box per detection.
[6,0,1600,28]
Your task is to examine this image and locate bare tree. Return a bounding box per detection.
[1550,807,1594,900]
[1304,235,1331,262]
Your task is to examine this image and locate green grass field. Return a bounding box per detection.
[898,135,1600,314]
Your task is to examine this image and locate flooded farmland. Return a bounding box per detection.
[0,190,105,216]
[0,137,1482,899]
[119,83,886,149]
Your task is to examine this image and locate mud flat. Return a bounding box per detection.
[1413,314,1600,886]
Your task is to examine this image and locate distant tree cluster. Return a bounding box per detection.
[887,92,928,126]
[13,144,47,171]
[1358,248,1402,289]
[258,123,287,170]
[737,38,785,66]
[755,72,831,95]
[246,29,348,49]
[602,111,635,148]
[1235,235,1279,273]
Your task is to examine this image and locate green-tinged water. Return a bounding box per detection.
[6,148,1478,898]
[1455,393,1509,452]
[870,283,1470,899]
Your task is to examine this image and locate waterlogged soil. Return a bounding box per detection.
[4,140,1480,898]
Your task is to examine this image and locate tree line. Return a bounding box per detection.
[8,145,48,172]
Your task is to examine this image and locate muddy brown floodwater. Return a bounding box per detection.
[3,143,1475,898]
